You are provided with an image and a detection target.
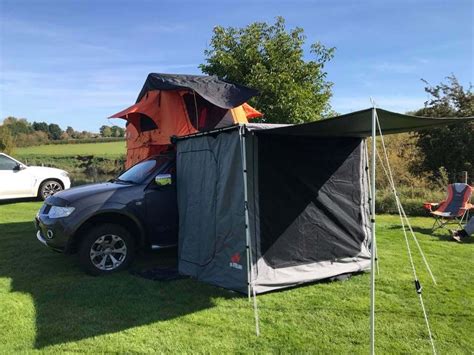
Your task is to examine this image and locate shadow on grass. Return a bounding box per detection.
[387,224,473,243]
[0,220,237,349]
[0,197,38,205]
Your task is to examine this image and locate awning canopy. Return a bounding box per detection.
[259,108,474,137]
[136,73,259,109]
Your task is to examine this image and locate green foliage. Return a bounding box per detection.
[66,126,75,136]
[100,125,125,138]
[372,133,426,190]
[100,125,112,137]
[16,154,125,176]
[1,116,106,147]
[47,123,63,140]
[18,130,49,147]
[433,166,450,191]
[376,186,445,216]
[0,125,15,154]
[200,17,335,123]
[2,116,33,135]
[414,75,474,183]
[111,125,125,137]
[32,121,49,133]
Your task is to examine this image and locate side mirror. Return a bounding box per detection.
[14,164,26,171]
[154,174,172,187]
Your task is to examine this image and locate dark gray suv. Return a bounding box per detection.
[35,153,178,275]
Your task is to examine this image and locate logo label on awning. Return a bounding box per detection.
[229,252,243,270]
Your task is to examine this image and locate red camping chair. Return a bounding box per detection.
[423,183,473,230]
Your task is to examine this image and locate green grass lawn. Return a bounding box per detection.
[0,202,472,353]
[15,141,126,157]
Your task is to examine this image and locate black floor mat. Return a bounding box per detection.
[130,266,188,281]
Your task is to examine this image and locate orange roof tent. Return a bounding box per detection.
[110,73,262,168]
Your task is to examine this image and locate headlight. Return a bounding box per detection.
[49,206,75,219]
[60,171,69,178]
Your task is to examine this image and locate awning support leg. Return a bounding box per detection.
[239,125,260,336]
[370,105,377,355]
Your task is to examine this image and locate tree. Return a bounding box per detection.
[200,17,335,124]
[414,75,474,182]
[32,121,49,133]
[16,131,49,147]
[3,117,33,135]
[48,123,63,140]
[111,125,125,137]
[66,126,75,137]
[0,125,15,154]
[100,125,112,137]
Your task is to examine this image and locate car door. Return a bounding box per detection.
[144,159,178,247]
[0,155,35,198]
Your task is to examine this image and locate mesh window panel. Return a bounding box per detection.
[256,134,366,268]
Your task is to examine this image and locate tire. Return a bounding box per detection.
[38,180,63,200]
[78,223,135,276]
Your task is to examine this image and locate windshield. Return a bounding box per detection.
[116,159,158,184]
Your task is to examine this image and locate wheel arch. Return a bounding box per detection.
[37,178,65,196]
[68,212,146,254]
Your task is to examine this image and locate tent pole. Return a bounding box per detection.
[370,106,377,355]
[365,141,379,275]
[239,125,260,336]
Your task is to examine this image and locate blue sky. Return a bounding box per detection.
[1,0,472,131]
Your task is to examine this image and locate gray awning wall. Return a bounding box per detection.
[258,108,474,137]
[247,133,371,293]
[176,129,249,293]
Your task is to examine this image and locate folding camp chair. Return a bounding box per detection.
[423,183,473,230]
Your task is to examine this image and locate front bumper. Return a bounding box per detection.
[35,214,71,253]
[36,229,48,246]
[36,230,63,252]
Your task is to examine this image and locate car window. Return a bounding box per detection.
[117,159,158,184]
[0,155,18,170]
[116,155,175,184]
[158,161,175,175]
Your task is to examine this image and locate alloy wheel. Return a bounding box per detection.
[42,181,62,198]
[89,234,128,271]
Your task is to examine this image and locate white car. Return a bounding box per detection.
[0,153,71,200]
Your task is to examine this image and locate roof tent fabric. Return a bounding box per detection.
[136,73,259,108]
[176,125,371,294]
[261,108,474,137]
[110,73,262,168]
[113,91,196,142]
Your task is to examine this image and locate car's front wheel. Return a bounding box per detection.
[38,180,63,200]
[79,224,135,275]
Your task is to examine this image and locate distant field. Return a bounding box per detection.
[16,141,126,157]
